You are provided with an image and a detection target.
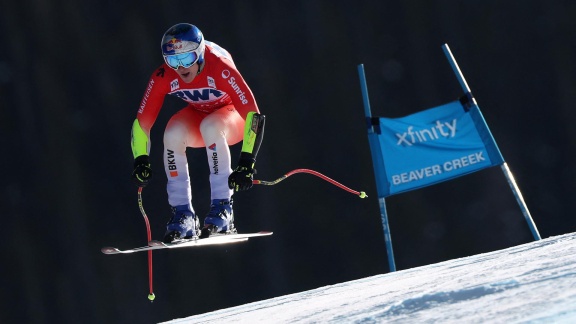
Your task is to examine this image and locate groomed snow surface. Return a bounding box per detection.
[162,232,576,323]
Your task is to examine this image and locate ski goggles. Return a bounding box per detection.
[163,51,199,69]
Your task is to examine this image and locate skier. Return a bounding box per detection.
[130,23,265,243]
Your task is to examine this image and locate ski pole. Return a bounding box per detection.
[253,169,368,198]
[137,187,156,302]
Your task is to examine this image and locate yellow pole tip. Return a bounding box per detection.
[359,191,368,198]
[148,293,156,301]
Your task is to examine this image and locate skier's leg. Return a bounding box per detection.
[162,107,205,241]
[163,108,206,208]
[199,105,244,200]
[199,105,244,234]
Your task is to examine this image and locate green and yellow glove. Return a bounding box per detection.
[132,155,152,187]
[228,156,255,191]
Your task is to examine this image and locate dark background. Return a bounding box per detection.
[2,1,575,323]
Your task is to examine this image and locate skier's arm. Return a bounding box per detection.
[240,111,265,164]
[131,119,152,187]
[216,55,259,120]
[130,119,152,187]
[131,68,167,187]
[228,112,266,191]
[131,119,150,158]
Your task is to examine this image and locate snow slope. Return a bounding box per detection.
[162,232,576,323]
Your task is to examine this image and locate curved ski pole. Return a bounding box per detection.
[137,187,156,301]
[253,169,368,198]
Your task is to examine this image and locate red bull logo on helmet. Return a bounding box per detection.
[162,38,200,55]
[164,38,182,52]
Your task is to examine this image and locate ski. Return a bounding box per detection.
[101,231,272,255]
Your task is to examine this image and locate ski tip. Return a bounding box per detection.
[101,247,121,254]
[148,240,166,247]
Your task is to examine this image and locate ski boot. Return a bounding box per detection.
[164,204,199,243]
[201,199,235,238]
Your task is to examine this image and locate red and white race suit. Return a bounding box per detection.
[133,41,260,208]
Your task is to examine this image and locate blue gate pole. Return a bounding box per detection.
[358,64,397,272]
[500,163,541,240]
[441,44,541,241]
[378,197,396,272]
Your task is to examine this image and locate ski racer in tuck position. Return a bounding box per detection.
[131,23,265,243]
